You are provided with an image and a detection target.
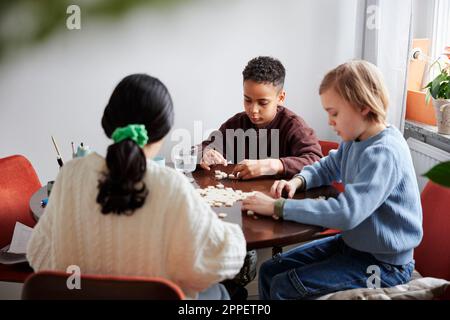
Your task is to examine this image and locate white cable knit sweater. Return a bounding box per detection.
[26,153,246,299]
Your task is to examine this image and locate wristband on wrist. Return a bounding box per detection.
[274,198,286,219]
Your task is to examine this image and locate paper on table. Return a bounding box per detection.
[7,222,33,254]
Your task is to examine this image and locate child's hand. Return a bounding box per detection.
[200,149,228,170]
[242,192,276,216]
[271,177,303,199]
[232,159,283,180]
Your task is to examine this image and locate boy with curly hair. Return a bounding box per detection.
[200,56,322,179]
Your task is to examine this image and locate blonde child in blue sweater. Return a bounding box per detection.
[242,60,423,300]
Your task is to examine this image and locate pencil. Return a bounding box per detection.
[51,135,64,167]
[51,135,61,157]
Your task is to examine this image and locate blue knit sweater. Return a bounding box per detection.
[283,126,423,265]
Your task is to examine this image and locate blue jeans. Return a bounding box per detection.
[198,283,230,300]
[259,235,414,300]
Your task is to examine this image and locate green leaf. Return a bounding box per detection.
[423,161,450,188]
[438,83,447,99]
[431,74,445,98]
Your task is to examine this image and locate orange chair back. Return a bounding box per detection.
[318,140,339,157]
[415,181,450,300]
[315,140,343,237]
[415,182,450,280]
[22,271,185,300]
[0,155,40,248]
[318,140,344,193]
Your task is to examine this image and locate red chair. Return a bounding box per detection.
[22,271,185,300]
[0,155,41,282]
[318,140,339,157]
[414,181,450,300]
[318,140,344,192]
[316,141,342,237]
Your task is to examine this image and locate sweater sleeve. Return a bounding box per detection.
[283,145,398,231]
[26,167,66,271]
[298,144,344,189]
[280,121,323,178]
[165,177,247,292]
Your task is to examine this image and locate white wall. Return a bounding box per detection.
[0,0,358,183]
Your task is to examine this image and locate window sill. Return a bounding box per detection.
[404,120,450,153]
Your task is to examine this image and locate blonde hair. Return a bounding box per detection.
[319,60,389,123]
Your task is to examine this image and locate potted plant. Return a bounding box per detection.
[424,58,450,134]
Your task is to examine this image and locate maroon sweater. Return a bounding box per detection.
[201,106,323,178]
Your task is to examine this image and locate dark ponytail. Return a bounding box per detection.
[97,74,174,215]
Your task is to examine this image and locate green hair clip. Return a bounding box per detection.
[111,124,148,147]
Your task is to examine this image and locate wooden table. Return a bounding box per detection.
[192,164,340,253]
[30,164,340,253]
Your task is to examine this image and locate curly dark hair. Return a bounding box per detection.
[242,56,285,89]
